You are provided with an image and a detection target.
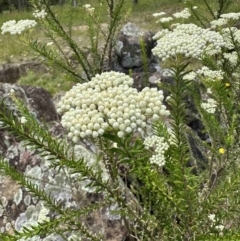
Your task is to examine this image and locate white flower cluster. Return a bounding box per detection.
[183,71,197,81]
[20,116,27,124]
[152,24,225,61]
[210,12,240,29]
[33,9,47,19]
[208,213,216,222]
[210,18,228,29]
[207,88,212,94]
[155,8,190,24]
[204,43,223,56]
[208,213,224,233]
[37,206,50,223]
[201,98,217,113]
[173,8,191,19]
[157,17,174,23]
[196,66,224,80]
[223,51,238,67]
[220,12,240,20]
[152,12,166,17]
[221,27,240,50]
[57,72,169,142]
[83,4,95,14]
[144,135,169,167]
[1,19,37,35]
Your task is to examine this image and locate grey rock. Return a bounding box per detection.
[0,83,58,123]
[0,64,20,83]
[0,61,47,84]
[113,22,160,73]
[21,85,59,122]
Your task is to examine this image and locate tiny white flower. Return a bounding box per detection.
[46,41,53,46]
[220,12,240,20]
[206,88,212,94]
[152,12,166,17]
[201,98,217,114]
[33,9,47,19]
[173,8,191,19]
[208,213,216,222]
[20,117,27,124]
[117,131,124,138]
[83,4,91,8]
[8,88,16,97]
[83,4,95,14]
[197,66,224,80]
[215,224,224,231]
[158,17,173,23]
[183,71,197,80]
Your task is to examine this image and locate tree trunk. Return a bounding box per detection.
[72,0,77,7]
[7,0,12,12]
[17,0,21,11]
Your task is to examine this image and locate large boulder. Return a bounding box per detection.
[113,22,160,74]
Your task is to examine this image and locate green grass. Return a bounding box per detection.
[18,69,75,95]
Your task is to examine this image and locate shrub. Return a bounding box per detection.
[1,0,240,240]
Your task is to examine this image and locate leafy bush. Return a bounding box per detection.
[2,0,240,240]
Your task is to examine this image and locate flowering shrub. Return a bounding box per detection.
[2,0,240,241]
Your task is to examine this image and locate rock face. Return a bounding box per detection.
[0,61,47,83]
[21,85,59,122]
[0,83,59,123]
[113,22,160,74]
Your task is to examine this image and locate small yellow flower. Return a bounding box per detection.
[219,148,225,154]
[225,83,230,87]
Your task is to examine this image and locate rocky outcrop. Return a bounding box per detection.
[113,22,160,74]
[0,84,125,240]
[0,61,47,83]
